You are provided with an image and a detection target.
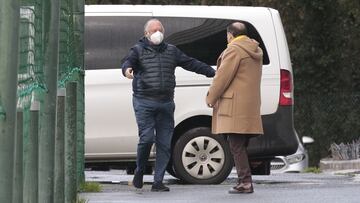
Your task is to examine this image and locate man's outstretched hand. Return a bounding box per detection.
[125,67,134,79]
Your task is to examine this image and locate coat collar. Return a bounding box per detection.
[228,35,247,45]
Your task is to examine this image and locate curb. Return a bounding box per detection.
[320,158,360,174]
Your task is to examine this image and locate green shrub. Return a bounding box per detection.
[79,182,102,193]
[304,167,321,174]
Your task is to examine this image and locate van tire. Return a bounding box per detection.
[173,127,233,184]
[166,161,178,178]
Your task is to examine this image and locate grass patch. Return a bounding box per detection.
[79,182,102,193]
[303,167,321,173]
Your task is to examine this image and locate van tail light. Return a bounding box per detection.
[279,69,293,106]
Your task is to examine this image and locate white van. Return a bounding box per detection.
[84,5,300,184]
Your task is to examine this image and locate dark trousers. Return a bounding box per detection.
[227,134,252,184]
[133,96,175,183]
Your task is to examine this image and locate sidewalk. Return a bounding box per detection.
[80,170,360,203]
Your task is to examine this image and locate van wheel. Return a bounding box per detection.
[166,161,178,178]
[173,127,233,184]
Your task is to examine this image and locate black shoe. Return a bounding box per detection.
[151,182,170,192]
[132,171,144,189]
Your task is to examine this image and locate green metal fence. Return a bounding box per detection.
[0,0,84,202]
[0,1,20,202]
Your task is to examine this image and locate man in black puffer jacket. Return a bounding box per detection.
[121,18,215,192]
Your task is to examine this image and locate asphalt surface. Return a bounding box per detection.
[80,169,360,203]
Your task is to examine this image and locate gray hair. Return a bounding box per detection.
[144,18,165,33]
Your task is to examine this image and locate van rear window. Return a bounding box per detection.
[85,16,269,70]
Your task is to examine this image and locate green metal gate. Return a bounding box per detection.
[0,0,85,202]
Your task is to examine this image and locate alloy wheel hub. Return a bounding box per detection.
[182,136,225,179]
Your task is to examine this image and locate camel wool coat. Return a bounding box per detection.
[206,36,264,135]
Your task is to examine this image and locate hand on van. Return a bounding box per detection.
[125,67,134,79]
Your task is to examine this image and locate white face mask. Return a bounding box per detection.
[148,31,164,45]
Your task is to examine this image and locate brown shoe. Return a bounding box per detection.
[228,183,254,194]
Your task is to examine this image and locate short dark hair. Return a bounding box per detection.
[227,22,248,37]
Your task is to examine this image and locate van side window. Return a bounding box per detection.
[85,16,269,70]
[85,16,147,70]
[159,17,269,66]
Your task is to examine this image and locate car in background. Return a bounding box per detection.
[271,136,314,173]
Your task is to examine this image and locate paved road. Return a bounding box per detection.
[80,170,360,203]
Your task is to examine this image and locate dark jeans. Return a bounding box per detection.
[227,134,252,184]
[133,96,175,183]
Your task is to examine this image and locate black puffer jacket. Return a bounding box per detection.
[122,37,215,101]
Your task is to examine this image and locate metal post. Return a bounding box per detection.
[23,101,40,203]
[13,111,24,203]
[0,0,20,202]
[38,0,61,202]
[73,0,85,186]
[65,82,77,203]
[54,88,66,203]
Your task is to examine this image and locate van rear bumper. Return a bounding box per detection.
[247,106,299,158]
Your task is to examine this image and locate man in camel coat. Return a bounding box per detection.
[206,22,263,194]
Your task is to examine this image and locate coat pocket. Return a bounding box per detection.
[218,91,234,117]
